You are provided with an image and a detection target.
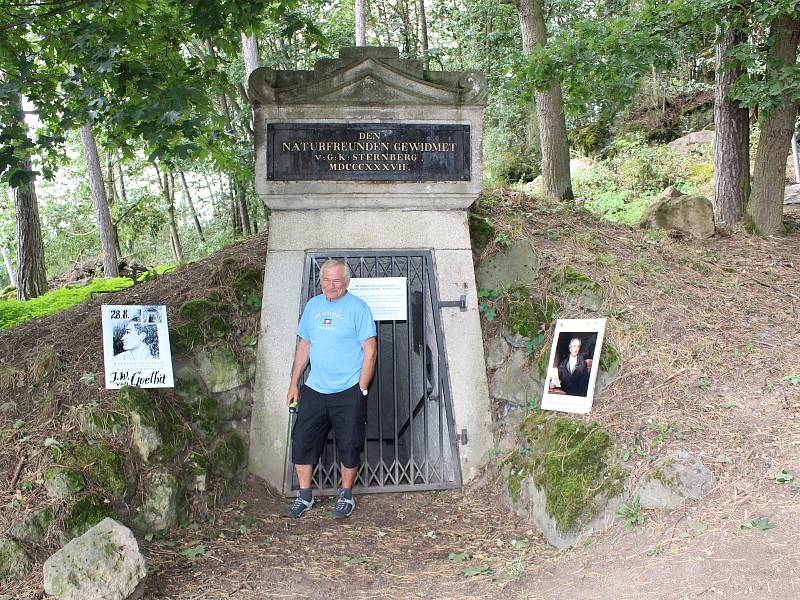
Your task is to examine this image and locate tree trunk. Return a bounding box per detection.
[713,21,750,227]
[164,170,184,261]
[355,0,366,46]
[105,152,123,259]
[7,90,47,300]
[241,32,259,79]
[418,0,429,69]
[746,15,800,235]
[1,244,17,288]
[515,0,572,201]
[179,169,206,242]
[79,123,119,277]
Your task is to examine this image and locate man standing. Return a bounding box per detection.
[557,337,590,397]
[283,259,377,519]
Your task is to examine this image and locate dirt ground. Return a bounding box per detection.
[2,197,799,599]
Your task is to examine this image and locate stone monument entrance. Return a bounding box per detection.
[247,47,492,495]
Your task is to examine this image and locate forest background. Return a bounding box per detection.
[1,0,798,306]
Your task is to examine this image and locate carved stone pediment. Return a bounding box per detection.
[249,47,487,107]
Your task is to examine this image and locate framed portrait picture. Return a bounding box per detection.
[101,305,174,389]
[541,318,607,414]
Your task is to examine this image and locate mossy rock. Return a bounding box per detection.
[10,508,53,545]
[503,413,625,546]
[0,537,32,582]
[549,266,604,312]
[175,377,219,437]
[74,403,127,439]
[132,470,182,533]
[44,467,85,499]
[475,240,538,291]
[178,298,223,321]
[62,495,118,542]
[116,387,191,462]
[468,214,496,254]
[232,267,263,308]
[211,431,247,479]
[169,323,205,355]
[504,288,560,342]
[196,347,249,393]
[69,443,127,499]
[172,297,233,354]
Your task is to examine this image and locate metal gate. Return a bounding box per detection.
[284,250,462,494]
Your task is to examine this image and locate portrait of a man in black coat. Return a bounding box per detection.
[557,337,590,397]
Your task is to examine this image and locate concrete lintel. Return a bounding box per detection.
[266,209,472,252]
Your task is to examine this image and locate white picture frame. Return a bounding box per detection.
[541,318,607,414]
[101,305,174,389]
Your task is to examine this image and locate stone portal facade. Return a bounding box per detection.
[248,46,492,491]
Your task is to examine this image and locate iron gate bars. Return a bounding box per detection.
[284,250,462,495]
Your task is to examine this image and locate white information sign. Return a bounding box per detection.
[101,305,174,389]
[348,277,408,321]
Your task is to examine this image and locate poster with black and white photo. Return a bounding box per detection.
[541,318,607,414]
[101,305,174,389]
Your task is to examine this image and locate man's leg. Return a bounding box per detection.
[295,464,314,488]
[340,465,358,489]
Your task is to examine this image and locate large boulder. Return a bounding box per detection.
[43,518,146,600]
[504,414,626,548]
[640,187,715,239]
[0,537,32,582]
[636,450,714,509]
[475,240,538,291]
[668,130,714,152]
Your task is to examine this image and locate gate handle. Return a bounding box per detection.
[439,295,467,312]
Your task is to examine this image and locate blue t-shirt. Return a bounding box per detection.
[297,291,376,394]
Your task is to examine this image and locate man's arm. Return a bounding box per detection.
[358,336,377,392]
[286,338,310,405]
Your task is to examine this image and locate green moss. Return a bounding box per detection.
[63,495,117,541]
[76,403,127,439]
[550,266,601,295]
[502,413,625,532]
[211,431,247,479]
[170,323,205,354]
[535,349,550,381]
[179,298,221,320]
[0,278,135,330]
[69,443,127,498]
[116,387,192,461]
[505,288,560,340]
[43,467,85,497]
[232,268,262,299]
[469,214,496,253]
[598,341,620,374]
[175,378,219,437]
[173,297,233,352]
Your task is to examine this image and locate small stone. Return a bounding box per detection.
[44,467,85,499]
[636,450,714,509]
[10,508,53,545]
[0,537,32,582]
[131,412,162,463]
[489,349,540,406]
[485,337,511,370]
[43,518,146,600]
[215,386,252,421]
[0,401,16,414]
[132,471,180,533]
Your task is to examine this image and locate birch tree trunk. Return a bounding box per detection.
[1,244,17,288]
[515,0,572,201]
[356,0,366,46]
[79,123,119,277]
[713,21,749,228]
[164,170,184,262]
[241,32,259,79]
[746,15,800,235]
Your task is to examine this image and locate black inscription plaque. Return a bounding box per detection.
[267,123,470,182]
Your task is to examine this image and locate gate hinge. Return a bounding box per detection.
[439,295,467,312]
[458,428,468,445]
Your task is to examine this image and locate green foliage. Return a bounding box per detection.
[0,278,133,330]
[503,413,625,531]
[615,496,645,532]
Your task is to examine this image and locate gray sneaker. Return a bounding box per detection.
[330,491,355,519]
[282,496,313,518]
